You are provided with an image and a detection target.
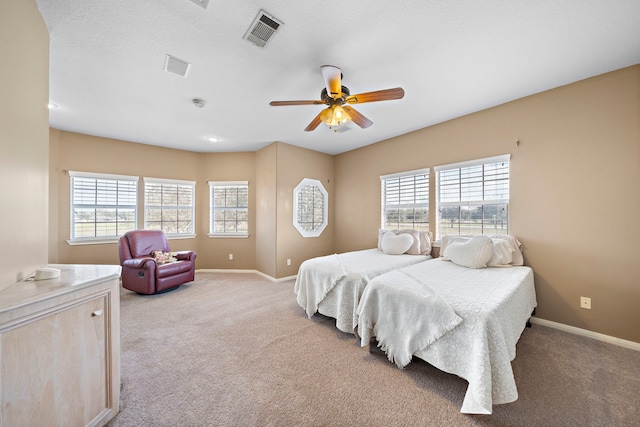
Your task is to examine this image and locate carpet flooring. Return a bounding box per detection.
[107,272,640,427]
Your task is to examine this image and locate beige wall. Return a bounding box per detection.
[335,65,640,343]
[49,130,201,266]
[255,143,278,277]
[49,135,335,278]
[0,0,49,287]
[198,152,256,270]
[254,142,335,278]
[274,142,334,278]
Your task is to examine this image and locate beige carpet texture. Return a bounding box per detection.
[107,272,640,427]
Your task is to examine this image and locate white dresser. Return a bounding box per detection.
[0,264,121,427]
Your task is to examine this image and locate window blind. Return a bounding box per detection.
[144,177,195,236]
[209,181,249,236]
[435,155,509,240]
[69,171,138,240]
[380,168,429,232]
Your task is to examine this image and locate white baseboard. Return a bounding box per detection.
[195,269,297,283]
[530,317,640,352]
[254,271,297,283]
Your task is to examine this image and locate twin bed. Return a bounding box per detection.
[294,229,433,334]
[293,232,537,414]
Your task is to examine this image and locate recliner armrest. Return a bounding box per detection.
[122,257,155,269]
[174,251,196,261]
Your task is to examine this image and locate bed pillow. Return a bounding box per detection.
[396,229,421,255]
[439,234,473,256]
[442,236,493,268]
[381,231,414,255]
[378,229,392,250]
[489,235,524,266]
[487,239,513,267]
[419,231,432,255]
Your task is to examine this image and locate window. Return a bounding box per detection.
[69,171,138,242]
[293,178,328,237]
[435,154,510,240]
[380,168,429,232]
[144,178,195,236]
[209,181,249,237]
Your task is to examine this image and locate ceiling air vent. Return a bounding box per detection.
[243,10,283,48]
[164,54,191,78]
[189,0,209,9]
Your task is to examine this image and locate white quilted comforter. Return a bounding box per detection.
[294,249,430,333]
[357,258,537,414]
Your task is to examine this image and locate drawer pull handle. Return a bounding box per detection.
[91,309,103,317]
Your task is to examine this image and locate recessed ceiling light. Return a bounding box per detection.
[207,136,219,142]
[47,102,58,109]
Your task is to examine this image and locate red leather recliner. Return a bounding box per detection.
[118,230,197,295]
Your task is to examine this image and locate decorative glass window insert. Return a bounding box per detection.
[435,154,510,240]
[293,178,328,237]
[69,171,138,241]
[380,168,429,232]
[209,181,249,237]
[144,177,195,236]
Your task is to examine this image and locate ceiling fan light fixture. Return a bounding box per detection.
[320,104,351,127]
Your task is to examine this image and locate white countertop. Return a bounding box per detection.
[0,264,121,315]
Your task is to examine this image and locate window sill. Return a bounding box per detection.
[67,234,196,246]
[67,238,119,246]
[208,234,249,239]
[165,234,196,240]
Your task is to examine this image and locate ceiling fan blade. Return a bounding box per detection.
[270,100,325,106]
[321,65,342,99]
[345,87,405,104]
[343,106,373,129]
[304,111,324,132]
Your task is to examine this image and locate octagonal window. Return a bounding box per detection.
[293,178,328,237]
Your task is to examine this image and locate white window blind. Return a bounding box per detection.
[380,168,429,232]
[435,155,510,240]
[144,177,195,236]
[69,171,138,241]
[209,181,249,236]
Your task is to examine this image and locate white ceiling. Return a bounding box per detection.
[36,0,640,155]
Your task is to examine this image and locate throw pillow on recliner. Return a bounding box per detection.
[151,250,177,265]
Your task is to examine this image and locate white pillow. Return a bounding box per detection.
[396,229,421,255]
[439,235,473,256]
[487,239,513,267]
[381,231,414,255]
[419,231,432,255]
[442,236,493,268]
[489,235,524,266]
[377,229,392,250]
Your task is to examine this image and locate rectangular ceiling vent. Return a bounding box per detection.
[243,10,283,48]
[164,54,191,78]
[189,0,209,9]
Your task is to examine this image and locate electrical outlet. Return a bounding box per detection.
[228,253,233,261]
[580,296,591,310]
[287,259,291,266]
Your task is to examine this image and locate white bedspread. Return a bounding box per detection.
[357,269,462,368]
[294,249,430,333]
[356,258,537,414]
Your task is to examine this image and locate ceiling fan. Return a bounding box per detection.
[269,65,405,132]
